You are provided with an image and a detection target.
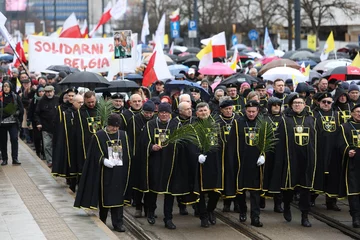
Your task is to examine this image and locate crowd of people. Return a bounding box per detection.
[2,63,360,233]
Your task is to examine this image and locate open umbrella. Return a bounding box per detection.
[177,53,196,63]
[296,60,317,68]
[282,51,296,59]
[125,73,143,81]
[0,54,13,62]
[274,50,285,57]
[262,66,308,82]
[182,57,200,67]
[46,65,80,74]
[231,44,248,50]
[219,73,258,86]
[165,53,179,62]
[246,52,263,59]
[322,66,360,81]
[143,54,173,65]
[95,80,140,93]
[59,72,110,89]
[259,59,300,75]
[186,47,201,54]
[168,64,189,75]
[313,59,352,72]
[198,62,236,76]
[261,56,281,65]
[165,80,210,101]
[289,51,315,61]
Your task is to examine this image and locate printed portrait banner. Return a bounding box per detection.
[28,35,114,73]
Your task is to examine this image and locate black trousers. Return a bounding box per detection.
[145,192,174,221]
[238,191,261,219]
[198,191,220,219]
[283,188,310,213]
[348,195,360,218]
[99,205,124,228]
[177,196,186,209]
[0,124,19,161]
[32,126,44,155]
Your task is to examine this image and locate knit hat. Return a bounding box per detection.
[143,100,155,112]
[348,84,359,93]
[158,102,172,113]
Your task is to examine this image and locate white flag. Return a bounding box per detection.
[141,12,150,44]
[111,0,127,20]
[155,14,166,48]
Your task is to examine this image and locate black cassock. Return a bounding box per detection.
[74,105,100,174]
[74,129,131,209]
[119,108,141,130]
[313,109,341,196]
[226,115,262,195]
[270,110,317,192]
[134,118,177,194]
[338,119,360,198]
[52,106,77,178]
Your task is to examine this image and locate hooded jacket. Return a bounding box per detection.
[0,81,24,125]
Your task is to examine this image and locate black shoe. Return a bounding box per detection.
[251,218,263,227]
[12,159,21,165]
[147,211,155,225]
[164,220,176,230]
[200,218,209,228]
[1,160,8,166]
[326,203,341,211]
[274,204,284,213]
[114,225,126,232]
[223,205,231,212]
[208,211,216,225]
[239,213,247,222]
[260,198,265,209]
[179,207,188,215]
[234,204,240,213]
[283,209,292,222]
[353,218,360,228]
[301,214,312,227]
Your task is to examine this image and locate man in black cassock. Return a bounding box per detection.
[311,93,341,210]
[262,97,284,213]
[127,100,156,218]
[119,93,143,130]
[135,102,178,229]
[73,91,98,176]
[226,83,246,114]
[338,103,360,228]
[111,93,125,114]
[74,113,131,232]
[226,100,264,227]
[270,94,316,227]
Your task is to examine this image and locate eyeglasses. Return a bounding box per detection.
[321,100,333,105]
[292,101,304,105]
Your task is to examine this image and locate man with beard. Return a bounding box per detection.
[127,100,156,217]
[135,103,178,229]
[111,93,125,114]
[262,97,284,213]
[74,114,131,232]
[226,100,264,227]
[73,91,98,175]
[226,83,246,114]
[333,88,352,124]
[120,93,143,130]
[270,94,317,227]
[338,104,360,228]
[311,93,341,210]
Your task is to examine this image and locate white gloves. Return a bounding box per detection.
[104,158,115,168]
[257,155,265,166]
[198,154,207,164]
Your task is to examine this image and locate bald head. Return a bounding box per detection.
[72,94,84,110]
[130,93,143,110]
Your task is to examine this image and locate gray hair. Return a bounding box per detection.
[179,93,191,103]
[214,89,224,95]
[219,96,232,105]
[196,102,209,111]
[178,101,191,111]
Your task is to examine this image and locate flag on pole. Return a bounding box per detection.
[155,14,166,48]
[300,62,306,73]
[81,19,89,38]
[169,8,180,22]
[320,31,335,61]
[303,65,311,77]
[196,40,213,69]
[169,42,174,55]
[264,27,275,56]
[141,12,150,44]
[0,12,16,50]
[230,48,238,71]
[142,38,173,87]
[59,13,82,38]
[350,52,360,67]
[200,32,226,58]
[89,2,112,37]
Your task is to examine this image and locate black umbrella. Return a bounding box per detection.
[46,65,80,74]
[95,80,140,93]
[59,72,110,89]
[125,73,143,81]
[219,73,258,86]
[165,53,179,62]
[297,48,315,53]
[177,54,196,63]
[182,57,200,67]
[282,50,296,59]
[186,47,201,54]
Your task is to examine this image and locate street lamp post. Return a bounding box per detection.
[294,0,301,49]
[193,0,198,47]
